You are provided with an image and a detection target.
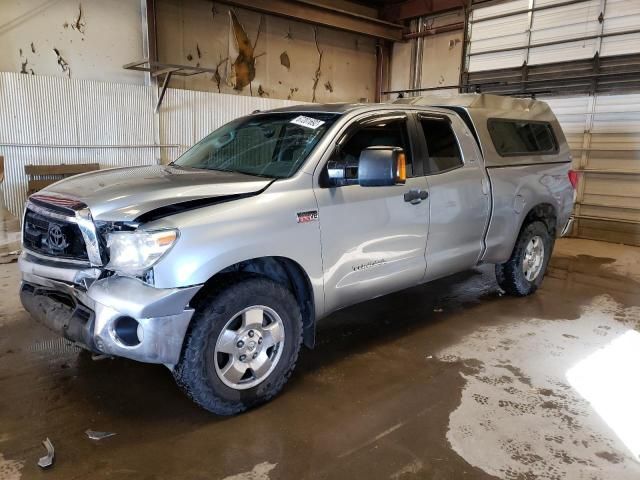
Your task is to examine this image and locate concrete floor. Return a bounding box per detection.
[1,238,639,480]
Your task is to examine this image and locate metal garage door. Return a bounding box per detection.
[461,0,640,245]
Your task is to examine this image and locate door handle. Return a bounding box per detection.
[404,189,429,204]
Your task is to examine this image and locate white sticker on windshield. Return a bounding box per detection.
[290,115,325,130]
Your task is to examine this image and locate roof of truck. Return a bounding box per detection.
[266,94,552,117]
[265,103,369,114]
[392,92,552,114]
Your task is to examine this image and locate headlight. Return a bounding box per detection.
[106,229,178,276]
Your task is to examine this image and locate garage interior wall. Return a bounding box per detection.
[464,0,640,246]
[0,72,302,217]
[0,0,380,217]
[0,0,145,84]
[388,10,465,99]
[157,0,378,102]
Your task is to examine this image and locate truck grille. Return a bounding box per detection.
[23,207,89,262]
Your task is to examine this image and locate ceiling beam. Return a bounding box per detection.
[382,0,466,22]
[218,0,404,41]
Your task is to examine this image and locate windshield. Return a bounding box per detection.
[174,112,339,178]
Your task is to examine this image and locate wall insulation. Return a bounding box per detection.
[0,72,303,217]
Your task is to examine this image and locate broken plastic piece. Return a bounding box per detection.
[85,429,116,441]
[37,438,55,469]
[91,353,112,361]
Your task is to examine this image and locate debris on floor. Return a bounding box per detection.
[37,438,55,469]
[85,430,117,441]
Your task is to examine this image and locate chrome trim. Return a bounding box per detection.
[19,252,101,290]
[76,207,103,266]
[21,271,94,307]
[20,261,202,365]
[560,216,574,237]
[23,248,91,267]
[25,200,104,267]
[26,201,76,222]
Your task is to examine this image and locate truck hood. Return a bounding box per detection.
[39,165,272,222]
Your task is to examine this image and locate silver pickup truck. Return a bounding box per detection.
[19,94,575,414]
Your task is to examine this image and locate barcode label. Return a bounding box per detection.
[290,115,325,130]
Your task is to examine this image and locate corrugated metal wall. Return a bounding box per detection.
[466,0,640,245]
[0,72,302,217]
[159,88,301,163]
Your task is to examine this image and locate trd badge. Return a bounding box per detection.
[296,210,318,224]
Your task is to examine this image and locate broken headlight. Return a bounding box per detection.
[105,229,178,276]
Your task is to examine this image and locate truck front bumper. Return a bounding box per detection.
[19,252,202,366]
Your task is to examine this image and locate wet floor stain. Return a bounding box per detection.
[440,296,640,479]
[0,239,638,479]
[0,451,23,480]
[221,462,277,480]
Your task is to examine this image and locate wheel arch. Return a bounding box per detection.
[519,203,558,237]
[191,256,317,349]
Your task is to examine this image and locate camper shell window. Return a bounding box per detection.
[487,119,558,157]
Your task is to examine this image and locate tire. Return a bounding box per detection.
[173,274,303,415]
[495,221,553,297]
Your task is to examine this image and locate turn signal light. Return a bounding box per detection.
[396,152,407,183]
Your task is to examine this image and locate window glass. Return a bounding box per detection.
[487,119,557,156]
[175,112,338,178]
[330,117,413,185]
[420,118,464,174]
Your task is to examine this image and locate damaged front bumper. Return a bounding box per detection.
[19,252,202,366]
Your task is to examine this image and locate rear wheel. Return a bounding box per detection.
[173,275,303,415]
[495,221,553,296]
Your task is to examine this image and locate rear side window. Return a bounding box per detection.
[419,118,464,174]
[488,119,557,156]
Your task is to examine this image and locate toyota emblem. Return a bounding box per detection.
[47,224,68,250]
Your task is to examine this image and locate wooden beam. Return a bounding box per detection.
[219,0,404,41]
[382,0,465,22]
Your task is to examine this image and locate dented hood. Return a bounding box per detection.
[41,165,272,222]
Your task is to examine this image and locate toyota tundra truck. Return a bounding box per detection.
[19,94,575,414]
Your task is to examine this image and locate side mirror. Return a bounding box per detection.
[358,147,406,187]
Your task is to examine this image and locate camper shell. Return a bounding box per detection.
[394,93,571,168]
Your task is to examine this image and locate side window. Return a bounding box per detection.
[419,118,464,174]
[487,119,557,156]
[329,117,414,185]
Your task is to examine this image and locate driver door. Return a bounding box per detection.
[313,113,430,314]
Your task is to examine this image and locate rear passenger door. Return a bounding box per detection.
[416,112,491,281]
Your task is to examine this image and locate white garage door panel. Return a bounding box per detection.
[469,20,529,51]
[580,204,640,222]
[546,91,640,244]
[601,33,640,57]
[587,150,640,171]
[528,40,598,65]
[468,0,640,73]
[530,1,600,44]
[468,50,526,72]
[604,0,640,32]
[471,0,529,20]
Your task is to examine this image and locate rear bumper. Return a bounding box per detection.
[560,216,575,237]
[19,252,202,366]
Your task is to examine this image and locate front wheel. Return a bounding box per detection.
[495,221,553,296]
[173,275,303,415]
